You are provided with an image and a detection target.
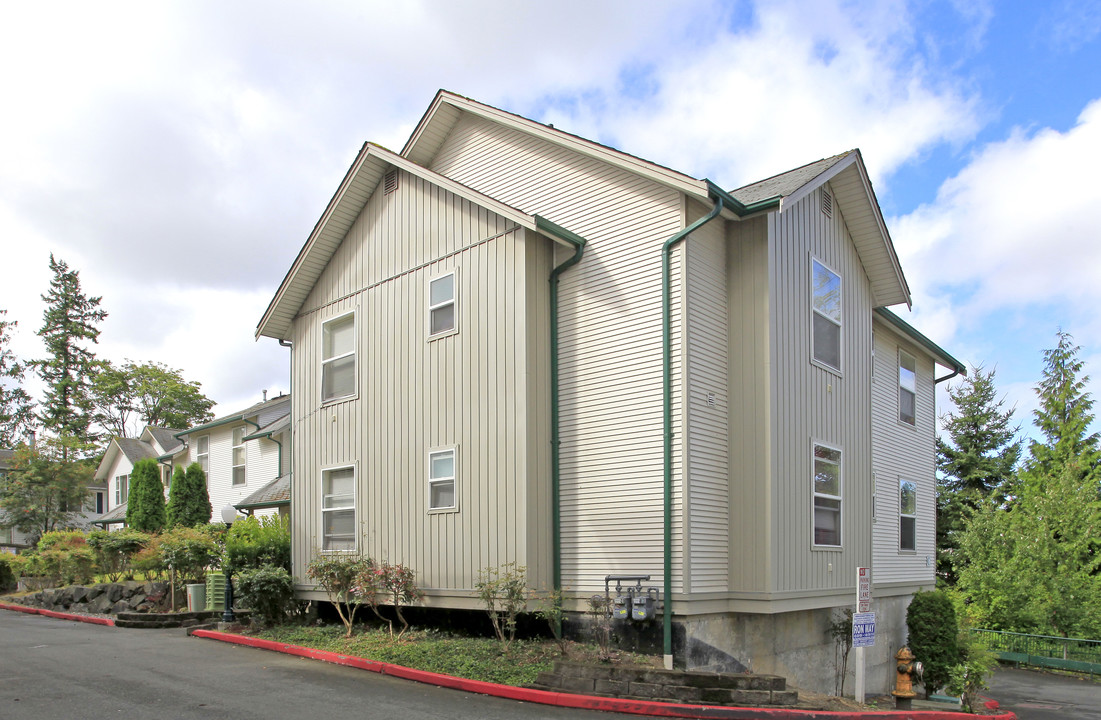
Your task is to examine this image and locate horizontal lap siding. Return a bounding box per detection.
[770,188,873,596]
[685,207,730,593]
[871,322,937,586]
[432,114,685,593]
[291,169,535,595]
[727,217,770,593]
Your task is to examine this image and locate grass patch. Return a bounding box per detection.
[252,624,659,687]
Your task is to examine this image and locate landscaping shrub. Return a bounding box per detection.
[907,589,960,697]
[158,526,219,584]
[235,564,296,626]
[0,554,16,591]
[474,562,527,649]
[224,515,290,574]
[126,459,166,532]
[947,627,997,713]
[87,528,151,581]
[353,561,424,638]
[131,537,166,580]
[306,554,372,637]
[21,530,96,586]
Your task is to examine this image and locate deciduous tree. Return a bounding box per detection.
[0,437,92,545]
[91,360,214,437]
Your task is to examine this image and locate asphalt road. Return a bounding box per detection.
[987,666,1101,720]
[0,612,626,720]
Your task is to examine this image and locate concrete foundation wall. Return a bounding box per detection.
[676,594,914,696]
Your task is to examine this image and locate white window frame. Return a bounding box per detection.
[321,464,356,552]
[812,442,842,548]
[811,257,842,372]
[428,447,458,512]
[115,474,129,506]
[428,270,457,339]
[321,310,357,404]
[196,436,209,473]
[899,349,917,426]
[231,426,246,486]
[899,478,917,552]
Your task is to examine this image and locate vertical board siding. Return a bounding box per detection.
[871,323,938,585]
[431,113,686,592]
[768,187,873,595]
[290,169,547,594]
[727,216,771,593]
[684,204,730,594]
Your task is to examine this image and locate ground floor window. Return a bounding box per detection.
[322,466,356,551]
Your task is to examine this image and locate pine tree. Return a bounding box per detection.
[0,309,36,446]
[32,255,107,454]
[934,366,1021,584]
[125,458,166,532]
[1026,330,1100,479]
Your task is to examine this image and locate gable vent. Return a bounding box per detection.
[821,188,833,218]
[384,169,399,195]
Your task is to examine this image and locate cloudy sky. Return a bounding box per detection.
[1,0,1099,441]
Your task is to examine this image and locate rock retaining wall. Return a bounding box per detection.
[6,581,171,615]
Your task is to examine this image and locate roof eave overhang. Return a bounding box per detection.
[874,307,966,376]
[256,142,570,341]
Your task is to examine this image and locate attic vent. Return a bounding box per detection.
[705,391,717,407]
[384,169,399,195]
[821,188,833,218]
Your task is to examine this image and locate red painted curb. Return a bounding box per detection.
[0,602,116,626]
[190,630,1015,720]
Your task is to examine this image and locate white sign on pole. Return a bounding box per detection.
[852,612,876,648]
[857,566,872,612]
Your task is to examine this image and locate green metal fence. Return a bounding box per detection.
[969,629,1101,676]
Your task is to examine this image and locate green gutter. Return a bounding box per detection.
[873,307,967,380]
[535,215,586,599]
[660,184,781,669]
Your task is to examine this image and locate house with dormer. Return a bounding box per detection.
[255,91,963,694]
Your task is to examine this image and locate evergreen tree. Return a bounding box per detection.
[165,465,187,528]
[1026,330,1100,479]
[125,458,166,532]
[0,309,36,446]
[906,589,960,698]
[31,255,107,454]
[179,462,212,527]
[934,366,1020,583]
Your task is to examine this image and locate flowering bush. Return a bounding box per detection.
[353,562,424,638]
[305,555,372,637]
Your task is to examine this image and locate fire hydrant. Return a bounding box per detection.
[892,647,921,710]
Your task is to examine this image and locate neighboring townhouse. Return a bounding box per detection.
[175,394,291,521]
[3,445,107,549]
[255,91,963,694]
[94,426,185,527]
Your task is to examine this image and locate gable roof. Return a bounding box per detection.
[143,427,185,456]
[402,91,909,308]
[255,143,586,341]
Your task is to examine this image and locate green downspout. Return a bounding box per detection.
[536,215,586,598]
[661,182,781,669]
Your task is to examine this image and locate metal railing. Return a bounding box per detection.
[969,629,1101,676]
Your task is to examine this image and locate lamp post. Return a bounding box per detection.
[221,504,238,623]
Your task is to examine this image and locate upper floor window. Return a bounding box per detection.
[322,312,356,402]
[321,466,356,551]
[429,272,456,337]
[813,444,842,547]
[232,427,246,486]
[196,436,209,473]
[115,474,129,506]
[428,449,457,511]
[812,259,842,371]
[899,479,917,551]
[899,350,917,425]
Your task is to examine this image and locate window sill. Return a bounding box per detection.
[811,544,843,552]
[428,506,459,515]
[811,358,843,378]
[321,393,358,408]
[428,328,458,343]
